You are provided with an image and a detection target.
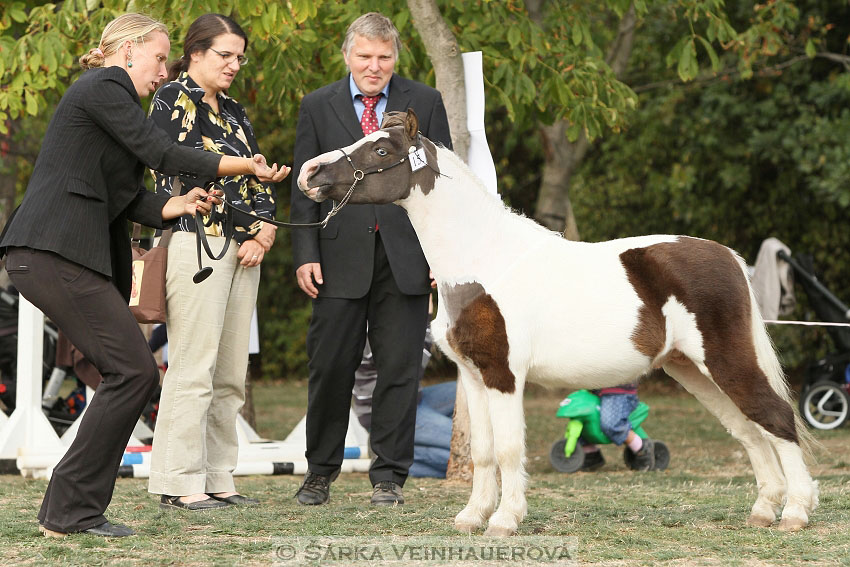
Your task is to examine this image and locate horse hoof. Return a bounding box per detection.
[484,525,516,537]
[778,517,807,532]
[454,521,479,534]
[746,514,774,528]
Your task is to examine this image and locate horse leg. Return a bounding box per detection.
[772,436,818,531]
[663,361,788,527]
[453,363,500,533]
[483,380,528,537]
[704,350,817,531]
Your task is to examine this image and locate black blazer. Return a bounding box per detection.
[290,73,452,298]
[0,66,220,299]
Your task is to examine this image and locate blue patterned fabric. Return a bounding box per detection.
[599,393,639,445]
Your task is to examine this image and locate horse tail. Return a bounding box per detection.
[738,254,818,462]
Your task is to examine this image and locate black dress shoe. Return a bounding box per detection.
[209,493,260,506]
[160,495,230,510]
[82,521,136,537]
[371,481,404,506]
[295,470,339,505]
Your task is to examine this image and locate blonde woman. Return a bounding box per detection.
[0,13,287,537]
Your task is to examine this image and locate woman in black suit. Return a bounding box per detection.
[0,13,287,537]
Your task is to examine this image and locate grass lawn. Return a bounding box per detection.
[1,377,849,566]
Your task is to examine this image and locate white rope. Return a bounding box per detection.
[764,320,850,328]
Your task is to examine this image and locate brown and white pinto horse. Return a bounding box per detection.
[297,110,818,536]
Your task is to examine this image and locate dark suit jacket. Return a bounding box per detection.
[0,66,220,299]
[290,73,452,298]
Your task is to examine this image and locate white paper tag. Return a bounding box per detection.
[409,147,427,172]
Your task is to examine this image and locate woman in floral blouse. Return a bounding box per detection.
[147,13,283,510]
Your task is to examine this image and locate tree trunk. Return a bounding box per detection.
[407,0,469,160]
[529,1,637,239]
[445,378,473,481]
[408,0,473,481]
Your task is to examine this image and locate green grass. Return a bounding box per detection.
[2,378,849,566]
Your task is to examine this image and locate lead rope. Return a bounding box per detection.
[191,158,363,282]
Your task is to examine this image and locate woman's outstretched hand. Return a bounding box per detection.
[251,154,291,183]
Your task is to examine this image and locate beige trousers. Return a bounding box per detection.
[148,231,260,496]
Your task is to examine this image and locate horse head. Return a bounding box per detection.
[298,109,441,205]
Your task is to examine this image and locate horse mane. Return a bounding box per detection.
[432,146,559,238]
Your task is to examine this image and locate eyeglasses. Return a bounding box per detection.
[209,48,248,66]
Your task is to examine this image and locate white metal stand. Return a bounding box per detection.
[0,297,66,478]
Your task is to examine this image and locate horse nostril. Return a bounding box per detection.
[304,163,316,177]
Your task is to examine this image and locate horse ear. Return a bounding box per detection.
[404,108,419,141]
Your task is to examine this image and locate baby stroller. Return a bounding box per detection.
[777,250,850,430]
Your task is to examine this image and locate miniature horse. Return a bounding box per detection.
[297,110,818,536]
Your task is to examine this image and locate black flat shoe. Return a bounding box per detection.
[160,495,230,511]
[83,521,136,537]
[208,494,259,506]
[39,521,135,538]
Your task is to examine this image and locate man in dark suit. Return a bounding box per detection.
[290,12,452,506]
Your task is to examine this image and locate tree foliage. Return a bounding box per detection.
[571,0,850,370]
[1,1,843,378]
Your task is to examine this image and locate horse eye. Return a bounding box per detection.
[375,148,388,157]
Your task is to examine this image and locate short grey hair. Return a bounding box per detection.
[341,12,401,59]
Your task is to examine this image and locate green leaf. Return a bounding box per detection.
[697,36,720,72]
[25,90,37,115]
[291,0,311,24]
[666,36,688,69]
[571,22,582,46]
[805,39,816,59]
[393,10,409,33]
[298,29,317,44]
[492,61,508,85]
[519,72,535,101]
[677,38,698,82]
[507,25,521,49]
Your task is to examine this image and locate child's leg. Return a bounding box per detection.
[599,393,639,445]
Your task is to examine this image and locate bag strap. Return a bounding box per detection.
[132,222,142,248]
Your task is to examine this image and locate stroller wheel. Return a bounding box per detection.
[549,439,585,473]
[800,380,850,430]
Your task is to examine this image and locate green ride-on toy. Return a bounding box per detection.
[549,389,670,473]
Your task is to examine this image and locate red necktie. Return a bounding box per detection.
[360,95,382,232]
[360,95,381,135]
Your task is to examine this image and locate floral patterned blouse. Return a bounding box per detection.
[148,72,276,244]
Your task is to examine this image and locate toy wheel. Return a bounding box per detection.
[549,439,585,473]
[800,380,850,430]
[653,440,670,471]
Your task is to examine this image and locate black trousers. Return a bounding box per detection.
[305,234,429,486]
[5,248,159,532]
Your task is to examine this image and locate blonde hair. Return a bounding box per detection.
[79,13,168,70]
